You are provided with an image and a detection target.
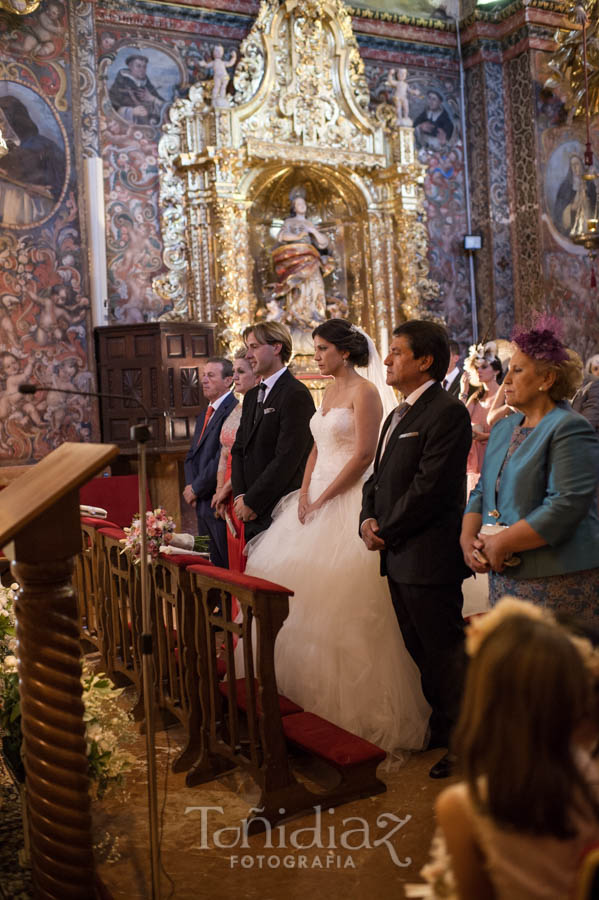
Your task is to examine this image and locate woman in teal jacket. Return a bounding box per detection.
[461,322,599,619]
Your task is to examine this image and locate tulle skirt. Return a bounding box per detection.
[244,482,431,753]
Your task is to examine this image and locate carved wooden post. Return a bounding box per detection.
[0,443,118,900]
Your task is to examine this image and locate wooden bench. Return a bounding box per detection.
[74,472,152,663]
[94,526,144,719]
[149,553,212,771]
[185,565,386,831]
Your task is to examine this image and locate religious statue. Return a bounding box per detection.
[199,45,237,108]
[386,68,419,126]
[554,153,597,237]
[0,0,42,12]
[269,187,335,342]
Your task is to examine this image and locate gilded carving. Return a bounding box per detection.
[546,0,599,118]
[153,0,432,351]
[0,0,41,12]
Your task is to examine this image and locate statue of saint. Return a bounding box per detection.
[270,187,334,332]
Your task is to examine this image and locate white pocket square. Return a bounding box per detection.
[399,431,419,439]
[264,407,276,414]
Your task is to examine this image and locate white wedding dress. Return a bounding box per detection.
[244,405,431,753]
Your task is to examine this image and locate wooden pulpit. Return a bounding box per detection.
[0,442,119,900]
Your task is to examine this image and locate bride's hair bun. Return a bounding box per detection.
[312,318,369,367]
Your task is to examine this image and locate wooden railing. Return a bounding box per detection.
[75,531,387,831]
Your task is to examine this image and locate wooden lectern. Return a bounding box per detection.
[0,442,119,900]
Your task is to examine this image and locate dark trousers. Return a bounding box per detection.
[197,502,228,569]
[243,514,271,542]
[389,580,466,748]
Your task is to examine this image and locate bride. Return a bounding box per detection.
[244,318,430,754]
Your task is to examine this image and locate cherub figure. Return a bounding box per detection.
[386,68,419,126]
[0,352,43,426]
[199,44,237,108]
[43,356,87,432]
[20,2,64,57]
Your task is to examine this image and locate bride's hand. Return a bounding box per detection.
[302,501,321,522]
[299,497,322,524]
[298,493,309,524]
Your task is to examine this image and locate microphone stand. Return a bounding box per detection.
[19,383,162,900]
[131,421,161,900]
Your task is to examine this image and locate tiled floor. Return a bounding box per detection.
[93,719,452,900]
[1,687,453,900]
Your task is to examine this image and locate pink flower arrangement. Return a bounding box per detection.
[121,508,176,562]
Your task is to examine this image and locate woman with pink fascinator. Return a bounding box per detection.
[460,318,599,618]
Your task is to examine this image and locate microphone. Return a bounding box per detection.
[18,383,151,423]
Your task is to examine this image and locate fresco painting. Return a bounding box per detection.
[0,82,67,228]
[535,51,599,361]
[0,5,95,462]
[354,0,458,20]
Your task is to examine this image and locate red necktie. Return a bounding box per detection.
[197,405,214,445]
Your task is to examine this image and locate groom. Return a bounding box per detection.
[231,321,315,541]
[360,320,471,778]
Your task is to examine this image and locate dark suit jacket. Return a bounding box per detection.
[184,391,238,504]
[572,378,599,434]
[360,382,472,585]
[445,371,461,397]
[231,368,315,536]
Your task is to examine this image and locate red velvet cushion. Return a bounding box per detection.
[80,516,121,530]
[282,712,386,767]
[187,564,293,596]
[218,678,303,718]
[158,552,213,569]
[98,526,127,540]
[79,475,152,529]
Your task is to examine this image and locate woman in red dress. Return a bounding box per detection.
[211,348,258,571]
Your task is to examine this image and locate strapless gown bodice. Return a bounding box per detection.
[309,406,356,486]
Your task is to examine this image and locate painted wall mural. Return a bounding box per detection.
[352,0,458,20]
[533,51,599,363]
[0,1,97,463]
[366,58,470,343]
[94,7,246,324]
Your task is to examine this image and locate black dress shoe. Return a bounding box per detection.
[429,752,457,779]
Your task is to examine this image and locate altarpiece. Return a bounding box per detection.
[153,0,434,358]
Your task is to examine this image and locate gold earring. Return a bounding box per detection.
[538,387,544,392]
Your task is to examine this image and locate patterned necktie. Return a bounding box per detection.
[383,401,411,453]
[254,382,267,424]
[197,405,214,445]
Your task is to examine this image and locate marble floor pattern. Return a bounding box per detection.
[2,694,454,900]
